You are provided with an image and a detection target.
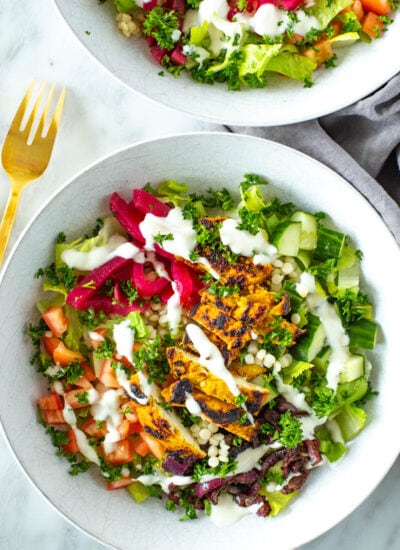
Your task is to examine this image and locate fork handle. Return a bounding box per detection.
[0,189,21,267]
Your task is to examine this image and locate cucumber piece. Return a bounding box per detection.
[295,249,313,270]
[337,263,360,294]
[292,314,326,362]
[348,318,378,350]
[334,404,367,442]
[128,481,149,503]
[339,354,365,383]
[314,226,346,262]
[312,345,331,372]
[290,211,318,250]
[271,221,301,256]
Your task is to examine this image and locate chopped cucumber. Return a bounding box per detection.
[348,318,378,350]
[128,481,149,503]
[292,314,326,362]
[295,249,313,270]
[271,221,301,256]
[290,211,318,250]
[339,354,365,383]
[337,263,360,294]
[312,345,331,373]
[314,226,346,262]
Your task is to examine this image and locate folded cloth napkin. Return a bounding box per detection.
[229,73,400,245]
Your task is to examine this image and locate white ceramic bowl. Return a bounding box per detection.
[53,0,400,126]
[0,133,399,550]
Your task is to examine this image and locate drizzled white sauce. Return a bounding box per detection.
[219,218,277,263]
[113,319,134,364]
[90,388,124,454]
[62,402,100,465]
[166,281,183,335]
[210,493,261,526]
[185,323,240,397]
[139,208,197,260]
[185,392,203,416]
[297,272,351,391]
[199,0,243,39]
[61,235,142,271]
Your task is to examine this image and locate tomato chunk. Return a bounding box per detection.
[99,359,120,388]
[106,478,134,490]
[104,439,134,465]
[362,11,384,37]
[61,429,79,454]
[53,341,86,366]
[65,388,92,409]
[360,0,390,15]
[139,432,165,460]
[42,409,66,425]
[38,392,63,411]
[81,418,108,438]
[42,306,69,337]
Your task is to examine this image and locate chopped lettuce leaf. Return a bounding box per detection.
[333,377,369,412]
[310,0,353,29]
[316,426,347,462]
[64,305,84,352]
[156,180,188,205]
[190,21,210,46]
[128,311,148,339]
[265,491,298,517]
[238,44,282,80]
[36,294,65,314]
[335,404,367,442]
[264,52,316,83]
[241,184,267,213]
[113,0,137,13]
[282,360,314,385]
[330,32,360,47]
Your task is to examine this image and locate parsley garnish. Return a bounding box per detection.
[278,411,303,448]
[143,7,180,50]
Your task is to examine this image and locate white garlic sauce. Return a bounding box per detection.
[62,401,100,465]
[90,388,125,454]
[219,218,277,264]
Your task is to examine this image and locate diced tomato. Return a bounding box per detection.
[98,359,120,388]
[80,362,96,382]
[73,376,93,390]
[42,306,69,338]
[106,478,134,490]
[65,388,92,409]
[362,11,384,37]
[139,432,165,460]
[41,409,66,425]
[302,39,333,66]
[43,335,61,357]
[81,418,108,438]
[343,0,364,20]
[53,341,86,366]
[133,437,151,457]
[127,421,143,435]
[118,418,131,440]
[61,429,79,454]
[104,439,134,465]
[38,392,63,411]
[360,0,390,15]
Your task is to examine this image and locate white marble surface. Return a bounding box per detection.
[0,2,398,549]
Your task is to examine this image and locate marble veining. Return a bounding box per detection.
[0,2,398,550]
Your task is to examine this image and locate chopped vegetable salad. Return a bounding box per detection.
[30,175,378,523]
[111,0,397,88]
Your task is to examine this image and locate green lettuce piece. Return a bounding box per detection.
[330,32,360,47]
[265,491,298,517]
[238,44,282,80]
[156,180,188,205]
[64,305,83,352]
[128,311,148,339]
[335,404,367,442]
[190,21,210,46]
[113,0,137,13]
[310,0,353,29]
[128,481,149,503]
[42,280,69,297]
[333,377,369,412]
[241,184,268,213]
[36,294,65,314]
[282,360,314,385]
[316,426,347,462]
[264,52,316,83]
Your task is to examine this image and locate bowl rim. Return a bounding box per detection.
[1,131,400,550]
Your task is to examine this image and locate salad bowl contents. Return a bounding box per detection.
[1,134,399,549]
[53,0,400,125]
[31,175,378,523]
[113,0,396,90]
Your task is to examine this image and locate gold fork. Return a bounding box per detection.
[0,80,66,266]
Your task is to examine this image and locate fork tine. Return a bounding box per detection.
[8,79,37,132]
[21,82,47,140]
[43,87,66,142]
[33,84,55,140]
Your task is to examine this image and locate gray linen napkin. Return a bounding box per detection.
[229,73,400,245]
